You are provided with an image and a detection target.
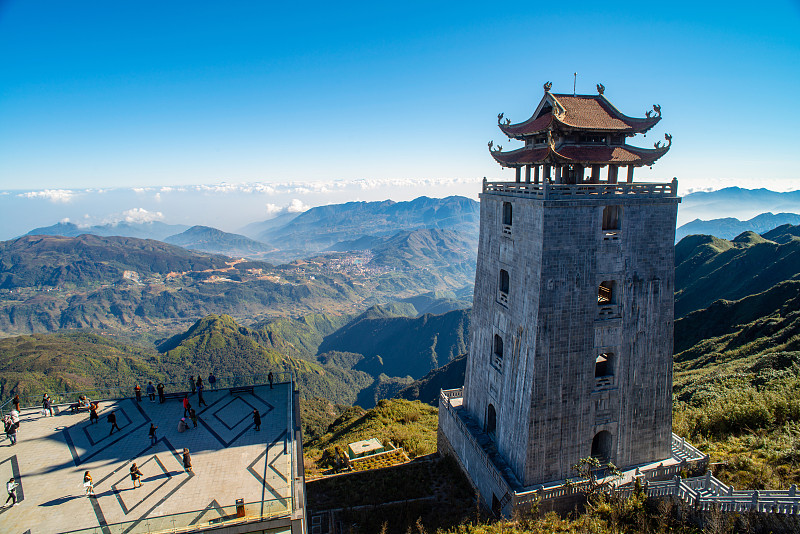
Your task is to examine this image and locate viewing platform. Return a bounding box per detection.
[0,377,306,534]
[482,178,678,200]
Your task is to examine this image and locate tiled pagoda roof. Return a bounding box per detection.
[498,93,661,139]
[489,140,671,168]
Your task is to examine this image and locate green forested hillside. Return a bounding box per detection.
[0,234,231,289]
[395,354,467,405]
[674,228,800,317]
[318,307,470,378]
[0,332,165,398]
[159,314,373,404]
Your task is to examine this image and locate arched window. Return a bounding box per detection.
[498,269,510,305]
[486,404,497,436]
[595,352,613,377]
[591,431,612,463]
[502,202,513,226]
[493,334,504,369]
[598,280,615,305]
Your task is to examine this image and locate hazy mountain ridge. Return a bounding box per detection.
[251,196,479,261]
[26,221,190,241]
[676,212,800,242]
[164,225,275,258]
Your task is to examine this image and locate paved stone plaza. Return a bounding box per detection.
[0,383,297,534]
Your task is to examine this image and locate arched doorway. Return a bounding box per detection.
[486,404,497,437]
[591,431,612,463]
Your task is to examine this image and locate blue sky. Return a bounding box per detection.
[1,1,799,199]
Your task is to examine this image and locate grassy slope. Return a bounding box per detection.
[675,231,800,318]
[673,277,800,489]
[303,398,438,476]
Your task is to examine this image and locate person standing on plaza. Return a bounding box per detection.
[107,411,121,435]
[189,408,198,428]
[182,395,191,417]
[157,382,165,403]
[190,376,196,395]
[4,477,18,507]
[4,416,17,446]
[89,402,99,425]
[12,394,20,412]
[42,393,54,417]
[182,448,193,474]
[146,381,156,402]
[208,373,216,390]
[134,384,142,402]
[253,409,261,431]
[268,371,274,389]
[148,423,158,446]
[130,463,143,488]
[84,471,95,497]
[197,387,207,408]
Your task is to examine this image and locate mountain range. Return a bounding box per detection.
[675,212,800,242]
[26,221,190,240]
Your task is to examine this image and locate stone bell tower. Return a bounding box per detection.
[438,81,680,512]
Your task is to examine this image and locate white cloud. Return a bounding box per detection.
[121,208,164,224]
[287,199,309,213]
[18,189,75,203]
[264,203,283,216]
[60,217,71,223]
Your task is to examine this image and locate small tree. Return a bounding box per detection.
[570,457,622,501]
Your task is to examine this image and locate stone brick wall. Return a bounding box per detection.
[463,192,678,487]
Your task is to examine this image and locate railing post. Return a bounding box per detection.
[705,470,712,491]
[751,490,759,511]
[790,484,797,497]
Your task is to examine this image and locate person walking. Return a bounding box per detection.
[4,416,17,446]
[253,409,261,431]
[157,383,165,403]
[197,388,207,408]
[4,477,18,507]
[182,448,193,474]
[107,411,121,435]
[208,373,216,390]
[182,396,191,417]
[189,408,198,428]
[268,371,274,389]
[42,393,54,417]
[148,423,158,446]
[89,403,99,425]
[134,384,142,403]
[146,381,156,402]
[190,376,196,395]
[84,471,95,496]
[130,463,143,488]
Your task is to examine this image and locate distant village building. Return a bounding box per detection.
[439,82,686,516]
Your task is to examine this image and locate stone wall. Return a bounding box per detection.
[462,191,679,487]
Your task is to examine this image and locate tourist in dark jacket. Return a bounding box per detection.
[253,409,261,431]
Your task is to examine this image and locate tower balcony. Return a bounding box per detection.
[483,178,678,200]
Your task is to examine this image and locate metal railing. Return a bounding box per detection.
[60,497,291,534]
[483,179,678,200]
[1,372,294,418]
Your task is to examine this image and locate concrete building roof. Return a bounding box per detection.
[0,383,304,533]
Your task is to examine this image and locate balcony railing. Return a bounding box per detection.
[1,372,294,417]
[483,179,678,200]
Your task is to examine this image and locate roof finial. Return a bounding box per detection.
[596,83,605,95]
[573,72,577,96]
[543,81,552,93]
